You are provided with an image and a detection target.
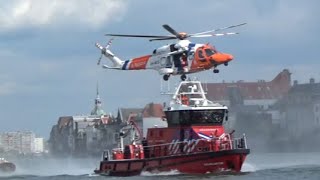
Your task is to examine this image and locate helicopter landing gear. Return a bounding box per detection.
[163,74,170,81]
[180,74,187,81]
[213,69,220,73]
[224,62,228,66]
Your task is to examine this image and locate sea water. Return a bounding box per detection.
[1,152,320,180]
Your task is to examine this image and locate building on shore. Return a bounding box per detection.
[119,103,167,146]
[202,69,320,152]
[49,114,120,157]
[34,137,44,153]
[142,103,167,138]
[0,131,45,155]
[275,78,320,151]
[205,69,291,109]
[48,84,123,157]
[203,69,292,151]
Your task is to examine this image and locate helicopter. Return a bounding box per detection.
[95,23,246,81]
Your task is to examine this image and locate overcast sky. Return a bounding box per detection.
[0,0,319,138]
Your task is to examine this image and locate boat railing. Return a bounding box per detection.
[101,134,248,161]
[141,134,248,155]
[232,134,248,150]
[102,149,111,161]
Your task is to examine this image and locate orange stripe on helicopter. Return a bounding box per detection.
[128,55,151,70]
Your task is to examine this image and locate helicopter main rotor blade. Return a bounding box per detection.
[162,24,181,39]
[105,34,173,38]
[190,23,247,36]
[104,23,246,41]
[149,37,177,41]
[191,32,239,38]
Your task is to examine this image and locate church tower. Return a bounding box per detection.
[91,82,106,116]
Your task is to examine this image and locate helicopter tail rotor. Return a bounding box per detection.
[97,54,103,65]
[96,38,114,65]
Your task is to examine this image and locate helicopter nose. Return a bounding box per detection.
[211,53,233,63]
[225,53,233,61]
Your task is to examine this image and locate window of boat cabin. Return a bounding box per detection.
[165,109,225,126]
[178,83,202,98]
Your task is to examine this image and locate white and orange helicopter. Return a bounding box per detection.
[95,23,246,81]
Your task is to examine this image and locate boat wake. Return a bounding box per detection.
[241,162,257,172]
[241,152,320,173]
[141,169,181,176]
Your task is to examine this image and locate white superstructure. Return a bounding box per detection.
[164,80,228,111]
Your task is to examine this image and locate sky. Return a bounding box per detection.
[0,0,319,138]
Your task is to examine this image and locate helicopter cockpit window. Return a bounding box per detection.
[198,50,205,59]
[153,49,157,54]
[205,49,215,56]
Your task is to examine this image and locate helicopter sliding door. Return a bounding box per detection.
[163,56,172,68]
[169,44,185,73]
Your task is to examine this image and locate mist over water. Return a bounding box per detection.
[5,157,99,177]
[1,153,320,179]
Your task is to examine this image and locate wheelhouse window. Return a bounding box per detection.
[165,109,226,126]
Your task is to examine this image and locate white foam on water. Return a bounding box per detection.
[241,162,257,172]
[10,158,98,177]
[87,173,100,177]
[244,152,320,171]
[141,169,181,176]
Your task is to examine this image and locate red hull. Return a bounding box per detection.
[95,149,249,176]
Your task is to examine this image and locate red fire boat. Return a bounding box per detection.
[94,80,250,176]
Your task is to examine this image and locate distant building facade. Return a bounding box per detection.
[49,114,121,157]
[117,108,143,146]
[276,78,320,150]
[203,69,292,151]
[204,69,291,126]
[205,69,291,109]
[142,103,167,138]
[202,69,320,151]
[48,85,134,157]
[117,103,167,146]
[0,131,42,154]
[34,137,44,153]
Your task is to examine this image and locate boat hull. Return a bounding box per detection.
[95,149,250,176]
[0,162,16,173]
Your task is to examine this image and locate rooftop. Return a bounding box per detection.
[142,103,164,118]
[205,69,291,101]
